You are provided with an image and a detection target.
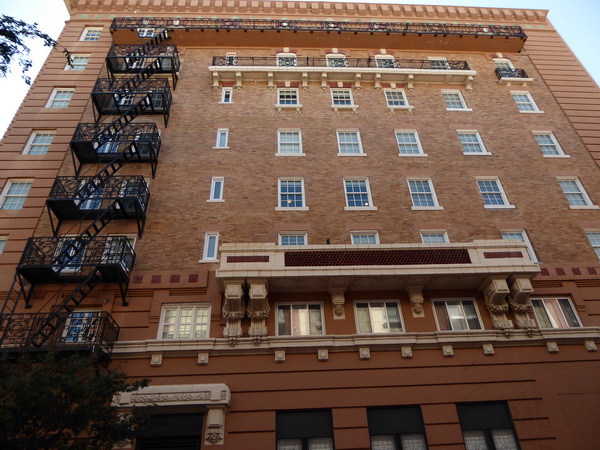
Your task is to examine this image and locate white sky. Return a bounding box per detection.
[1,0,599,139]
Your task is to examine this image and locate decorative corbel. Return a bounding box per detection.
[374,73,382,90]
[481,277,513,330]
[508,276,536,333]
[328,278,348,319]
[321,72,328,90]
[247,279,270,344]
[406,285,425,318]
[301,72,309,90]
[465,75,474,93]
[235,72,242,90]
[212,72,220,90]
[205,406,226,445]
[267,72,275,90]
[354,73,362,91]
[406,74,415,91]
[222,281,245,345]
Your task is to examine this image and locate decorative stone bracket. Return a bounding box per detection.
[481,277,513,331]
[222,281,245,345]
[247,279,270,344]
[407,285,425,318]
[329,278,348,319]
[509,276,537,333]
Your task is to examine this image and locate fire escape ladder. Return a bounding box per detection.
[0,274,33,317]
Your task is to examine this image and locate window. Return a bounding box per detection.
[351,232,379,245]
[202,232,219,261]
[215,129,229,148]
[533,132,566,157]
[46,89,74,108]
[395,130,425,156]
[458,131,490,155]
[384,90,407,107]
[208,177,224,201]
[433,299,482,331]
[279,233,307,246]
[326,53,347,67]
[368,406,427,450]
[557,178,597,208]
[336,130,364,155]
[407,179,441,210]
[55,237,86,273]
[344,179,375,210]
[137,28,155,38]
[277,304,324,336]
[137,414,203,450]
[442,90,470,111]
[476,178,513,209]
[116,93,135,106]
[0,181,32,210]
[80,27,102,41]
[220,87,233,103]
[64,55,90,71]
[511,91,541,113]
[421,232,449,244]
[277,89,300,107]
[375,55,397,68]
[77,178,103,210]
[159,304,210,339]
[531,297,581,329]
[23,131,55,155]
[493,58,514,70]
[501,230,538,263]
[429,56,450,69]
[276,53,297,67]
[278,179,307,210]
[63,310,101,343]
[276,410,333,450]
[0,238,6,255]
[331,89,356,111]
[278,130,303,155]
[355,301,403,333]
[586,232,600,260]
[458,403,519,450]
[103,235,136,268]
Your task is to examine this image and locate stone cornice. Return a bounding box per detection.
[64,0,548,24]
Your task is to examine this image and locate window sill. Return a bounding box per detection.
[411,206,444,211]
[344,206,378,211]
[332,105,358,113]
[213,146,230,149]
[569,205,600,210]
[206,199,225,202]
[484,205,516,209]
[276,104,302,112]
[337,153,367,157]
[198,259,219,263]
[543,154,570,158]
[446,108,473,112]
[218,101,233,104]
[387,105,414,114]
[519,110,544,114]
[399,153,428,157]
[275,153,306,156]
[463,152,493,156]
[275,206,309,211]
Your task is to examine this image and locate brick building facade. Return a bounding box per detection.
[1,1,600,449]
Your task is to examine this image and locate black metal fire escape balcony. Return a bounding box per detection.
[0,311,119,357]
[106,44,180,85]
[47,175,150,236]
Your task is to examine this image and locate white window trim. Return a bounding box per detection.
[79,27,102,41]
[64,54,90,71]
[557,177,599,209]
[0,179,33,210]
[432,298,485,331]
[343,178,377,211]
[336,129,365,156]
[350,231,380,245]
[375,54,398,68]
[214,128,229,149]
[500,229,539,263]
[531,297,582,329]
[276,52,297,67]
[428,56,450,69]
[276,129,304,156]
[493,58,515,70]
[326,53,348,67]
[200,232,219,262]
[407,178,444,211]
[475,177,515,209]
[276,88,302,112]
[219,87,233,104]
[275,302,326,336]
[586,231,600,260]
[208,177,225,202]
[278,232,308,246]
[353,300,405,334]
[384,89,414,113]
[457,130,492,155]
[395,130,426,157]
[441,89,472,112]
[511,90,543,114]
[532,131,569,158]
[137,28,155,38]
[157,303,211,340]
[276,178,309,211]
[330,88,358,112]
[45,88,75,108]
[0,237,7,255]
[22,130,56,155]
[420,231,450,244]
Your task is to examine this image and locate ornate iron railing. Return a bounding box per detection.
[19,236,135,274]
[106,44,180,73]
[72,122,160,144]
[111,17,526,39]
[212,56,470,70]
[107,43,178,58]
[92,77,171,95]
[495,68,529,79]
[0,311,119,355]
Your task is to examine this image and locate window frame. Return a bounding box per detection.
[330,88,357,111]
[326,53,348,68]
[475,177,514,209]
[276,88,301,110]
[421,231,450,244]
[511,90,542,113]
[276,302,325,336]
[137,28,155,38]
[532,131,567,158]
[214,128,229,149]
[157,303,211,340]
[586,231,600,260]
[22,130,56,155]
[367,406,428,450]
[276,410,334,450]
[208,177,224,202]
[354,300,404,334]
[407,178,443,210]
[46,88,75,108]
[79,27,102,41]
[276,52,297,67]
[458,402,520,450]
[0,180,33,210]
[64,54,90,71]
[500,230,539,263]
[384,89,413,112]
[201,232,219,261]
[441,89,471,111]
[530,297,582,329]
[395,130,426,157]
[277,129,304,156]
[350,231,380,245]
[557,177,598,209]
[343,178,376,210]
[336,130,365,156]
[277,178,308,211]
[220,87,233,103]
[457,130,491,155]
[493,58,515,70]
[432,298,484,331]
[0,237,6,255]
[428,56,450,70]
[278,233,308,246]
[375,54,398,68]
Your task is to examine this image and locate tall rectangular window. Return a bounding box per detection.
[279,233,307,246]
[46,89,74,108]
[384,89,410,108]
[501,230,538,263]
[476,178,513,208]
[368,406,427,450]
[215,129,229,148]
[278,179,306,210]
[202,232,219,261]
[433,299,482,331]
[458,403,519,450]
[220,87,233,103]
[278,130,303,155]
[557,178,596,208]
[344,179,375,209]
[331,89,354,106]
[159,304,210,339]
[337,131,363,155]
[408,179,441,209]
[396,130,425,156]
[23,131,55,155]
[80,27,102,41]
[442,90,469,110]
[511,91,541,113]
[209,177,224,201]
[64,55,90,71]
[458,131,489,155]
[0,181,32,210]
[531,297,581,329]
[277,304,324,336]
[533,132,566,157]
[586,231,600,260]
[276,410,333,450]
[355,301,403,333]
[277,89,300,106]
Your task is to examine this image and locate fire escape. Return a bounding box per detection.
[0,29,178,357]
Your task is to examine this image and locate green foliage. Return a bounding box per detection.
[0,15,56,84]
[0,352,150,449]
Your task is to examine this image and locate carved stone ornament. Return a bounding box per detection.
[222,281,245,345]
[206,429,223,445]
[509,276,534,305]
[481,277,513,330]
[407,285,425,317]
[247,280,270,344]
